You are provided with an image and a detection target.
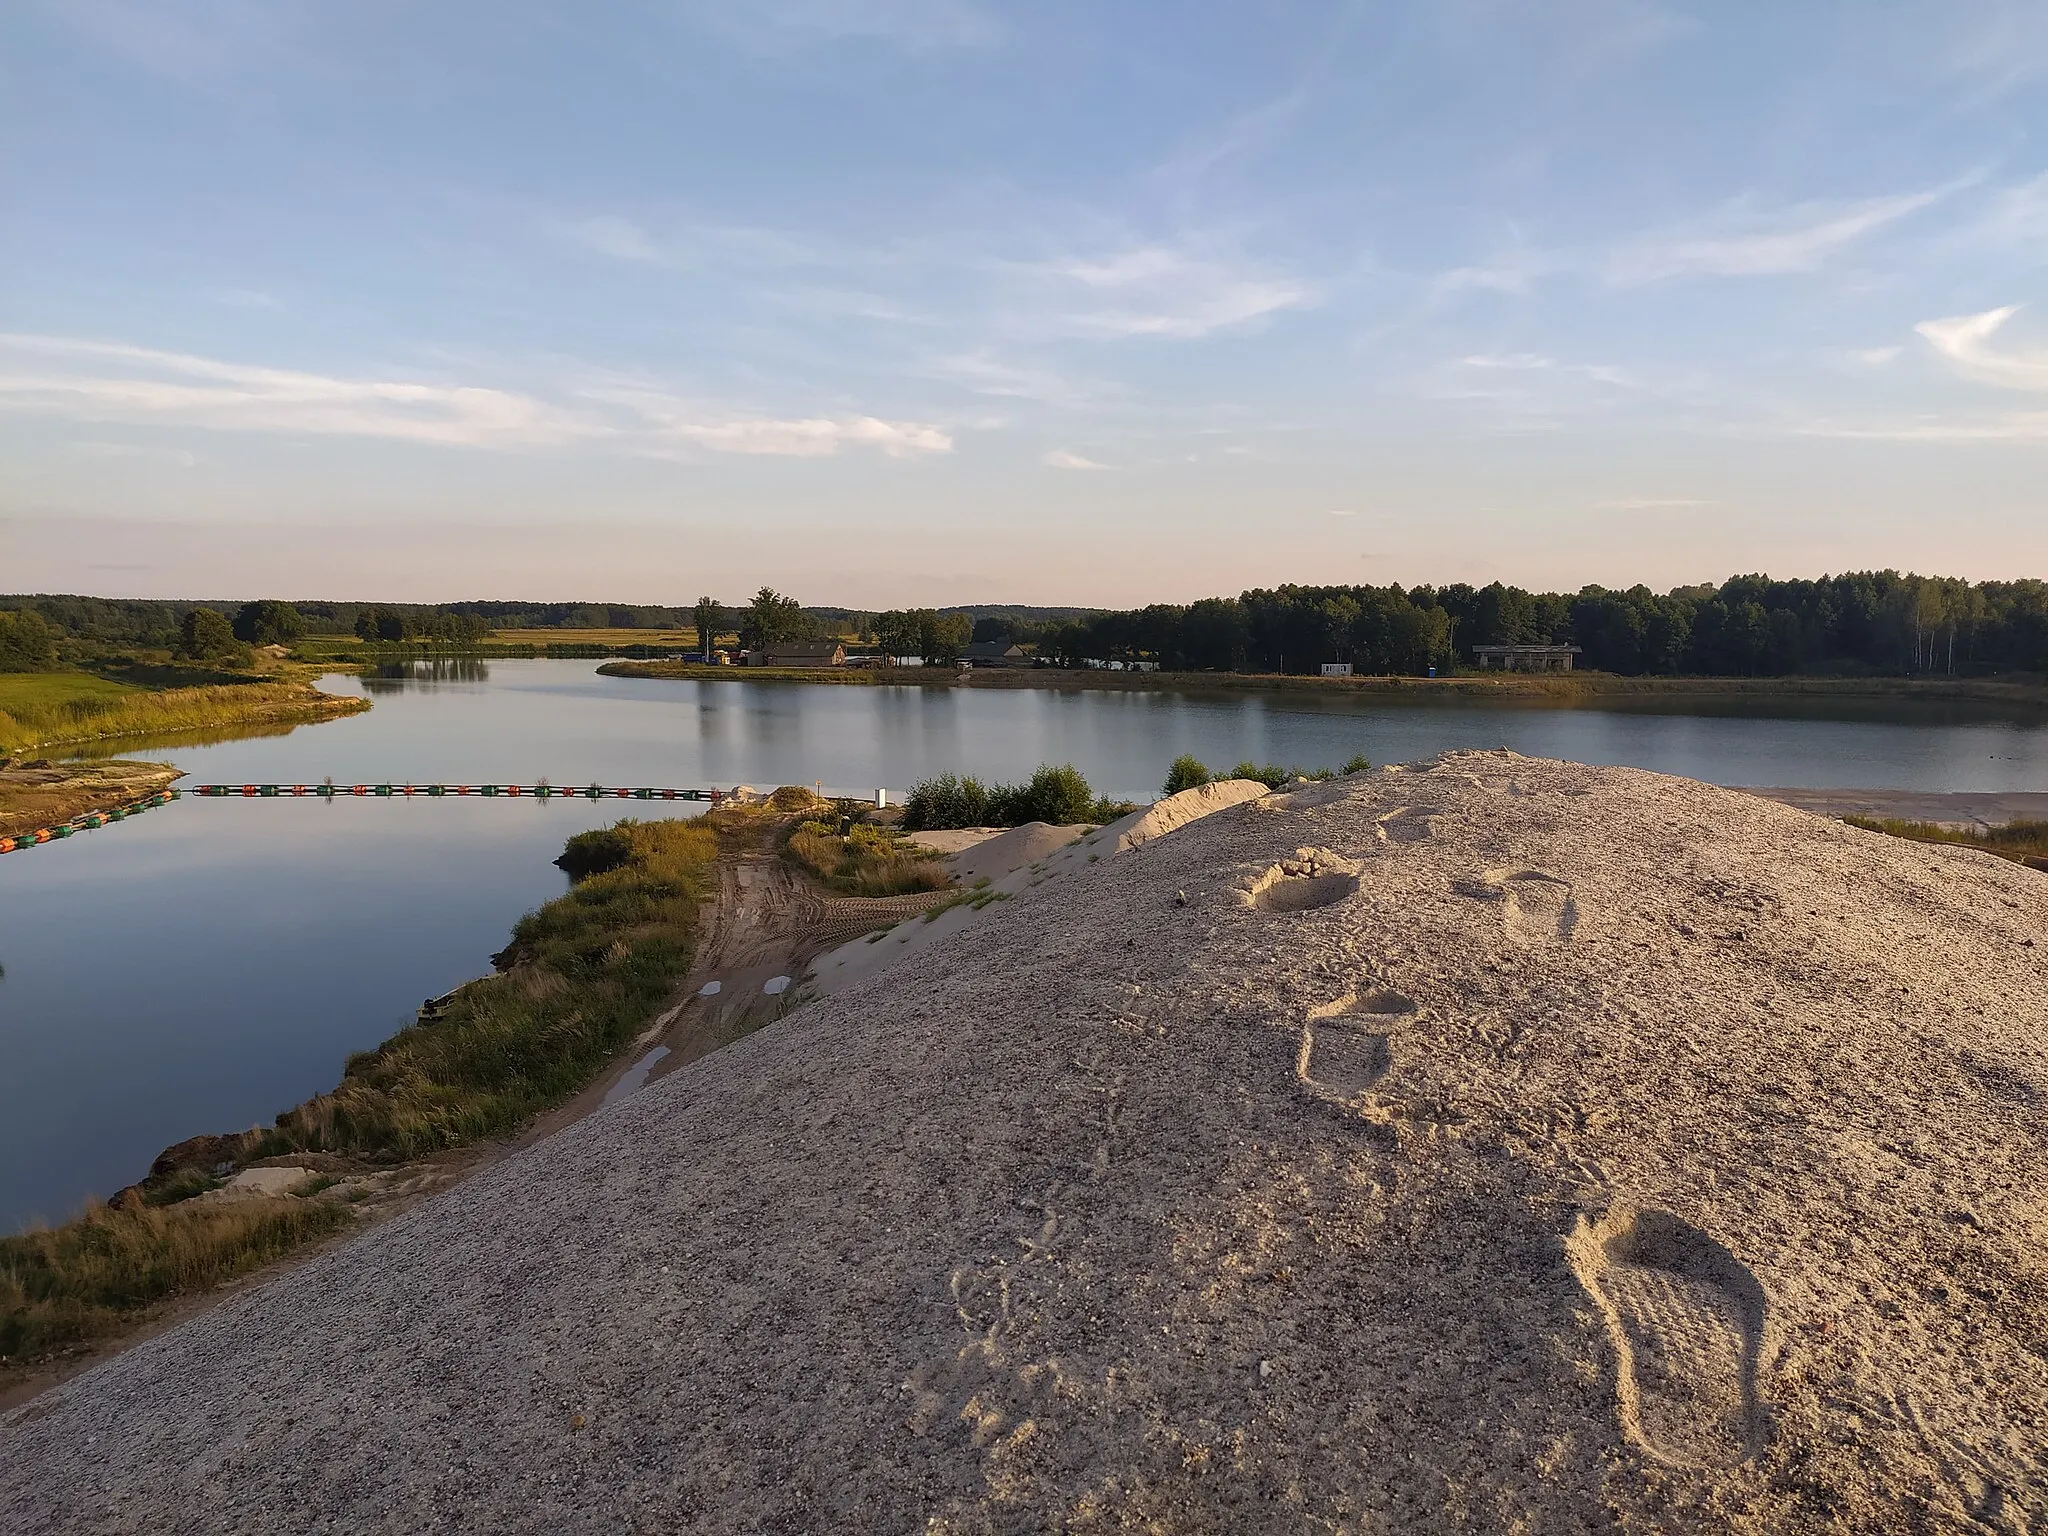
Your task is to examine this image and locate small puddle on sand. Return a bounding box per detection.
[698,980,722,997]
[763,975,791,995]
[602,1045,671,1106]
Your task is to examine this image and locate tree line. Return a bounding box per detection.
[978,573,2048,677]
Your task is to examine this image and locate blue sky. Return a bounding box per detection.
[3,1,2046,606]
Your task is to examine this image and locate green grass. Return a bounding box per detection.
[254,818,718,1160]
[0,1199,352,1360]
[1844,815,2048,868]
[0,672,363,754]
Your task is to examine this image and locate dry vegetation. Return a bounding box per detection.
[1844,814,2048,869]
[0,675,365,755]
[786,816,950,895]
[0,1199,351,1362]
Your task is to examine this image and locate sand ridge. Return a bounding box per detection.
[4,752,2045,1533]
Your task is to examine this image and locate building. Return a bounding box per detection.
[744,642,846,668]
[960,641,1032,668]
[1320,662,1353,678]
[1471,644,1582,672]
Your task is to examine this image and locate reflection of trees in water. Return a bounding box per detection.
[360,658,492,694]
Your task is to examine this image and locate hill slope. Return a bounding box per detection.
[4,753,2045,1532]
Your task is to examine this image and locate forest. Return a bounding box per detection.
[5,572,2046,677]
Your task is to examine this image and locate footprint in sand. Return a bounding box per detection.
[1568,1208,1769,1469]
[1459,867,1578,944]
[1297,989,1416,1103]
[1374,807,1441,844]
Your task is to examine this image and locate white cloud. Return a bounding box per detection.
[1460,352,1556,370]
[1595,497,1710,510]
[1916,305,2048,391]
[0,334,597,448]
[1042,448,1110,470]
[1040,246,1313,339]
[0,334,953,458]
[1605,188,1949,284]
[1324,508,1356,517]
[585,385,951,457]
[1849,346,1902,366]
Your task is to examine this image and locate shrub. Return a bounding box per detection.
[555,824,634,880]
[902,772,991,831]
[1163,753,1211,796]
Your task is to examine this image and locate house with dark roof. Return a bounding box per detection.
[744,641,846,668]
[960,641,1032,667]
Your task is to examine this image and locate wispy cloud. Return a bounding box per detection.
[1917,305,2048,391]
[1604,188,1950,283]
[1037,245,1313,339]
[1595,496,1710,510]
[1042,448,1110,470]
[1799,411,2048,442]
[0,334,952,458]
[924,352,1112,408]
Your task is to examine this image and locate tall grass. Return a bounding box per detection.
[256,818,717,1160]
[0,677,363,754]
[1844,815,2048,868]
[1,1199,351,1358]
[901,763,1135,831]
[787,818,949,895]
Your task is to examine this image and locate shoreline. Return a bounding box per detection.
[597,659,2048,708]
[0,676,367,758]
[0,760,183,843]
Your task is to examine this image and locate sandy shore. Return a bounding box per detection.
[5,754,2045,1532]
[0,759,180,841]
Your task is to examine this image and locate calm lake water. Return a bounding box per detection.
[6,660,2048,1232]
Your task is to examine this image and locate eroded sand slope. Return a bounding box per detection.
[5,754,2045,1533]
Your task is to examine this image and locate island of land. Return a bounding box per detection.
[4,752,2044,1532]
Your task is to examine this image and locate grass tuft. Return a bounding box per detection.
[0,1200,352,1359]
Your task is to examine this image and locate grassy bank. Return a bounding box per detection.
[1845,815,2048,870]
[0,672,366,755]
[256,817,716,1160]
[1,817,717,1373]
[0,1199,350,1361]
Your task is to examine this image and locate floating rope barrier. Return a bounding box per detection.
[0,789,178,855]
[185,784,730,800]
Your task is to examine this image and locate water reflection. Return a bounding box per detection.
[359,657,493,693]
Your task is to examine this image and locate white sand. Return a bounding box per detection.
[5,753,2045,1533]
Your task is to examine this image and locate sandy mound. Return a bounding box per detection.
[6,753,2046,1533]
[1116,776,1270,851]
[943,821,1090,886]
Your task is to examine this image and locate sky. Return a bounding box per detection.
[3,0,2047,608]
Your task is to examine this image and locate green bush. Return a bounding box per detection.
[1162,753,1211,796]
[904,763,1120,830]
[555,824,634,880]
[901,772,991,830]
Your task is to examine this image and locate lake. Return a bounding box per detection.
[5,660,2047,1232]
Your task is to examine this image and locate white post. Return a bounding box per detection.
[876,788,888,808]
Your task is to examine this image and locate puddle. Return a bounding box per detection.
[763,975,791,995]
[698,980,722,997]
[602,1046,670,1106]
